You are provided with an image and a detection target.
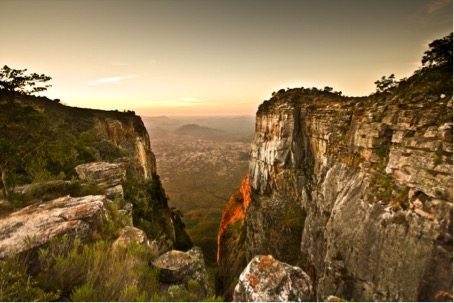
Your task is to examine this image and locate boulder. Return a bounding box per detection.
[75,162,126,188]
[113,226,148,248]
[233,255,313,302]
[0,195,105,258]
[152,247,211,295]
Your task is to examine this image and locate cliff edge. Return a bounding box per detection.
[218,63,453,301]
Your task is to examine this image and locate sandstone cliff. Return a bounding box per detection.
[218,64,453,301]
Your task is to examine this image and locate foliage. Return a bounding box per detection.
[422,32,453,68]
[0,257,58,301]
[123,173,168,239]
[36,237,159,301]
[374,74,398,93]
[0,65,52,95]
[0,234,214,302]
[0,99,125,203]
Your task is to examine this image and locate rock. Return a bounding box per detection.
[0,195,105,258]
[75,162,126,188]
[105,184,124,198]
[233,255,313,302]
[113,226,148,248]
[152,247,211,295]
[326,295,343,302]
[219,79,453,301]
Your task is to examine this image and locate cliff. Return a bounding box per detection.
[218,64,453,301]
[0,91,191,255]
[0,92,155,181]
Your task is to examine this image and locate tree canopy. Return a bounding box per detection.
[422,32,453,68]
[374,74,398,93]
[0,65,52,95]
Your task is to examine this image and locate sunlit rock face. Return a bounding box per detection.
[219,68,453,301]
[0,195,105,258]
[216,176,252,299]
[94,116,156,179]
[233,255,313,302]
[217,176,251,262]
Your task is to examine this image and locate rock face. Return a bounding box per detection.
[219,66,453,301]
[216,176,252,299]
[0,195,105,258]
[233,255,313,302]
[93,117,156,179]
[153,247,211,296]
[75,162,126,188]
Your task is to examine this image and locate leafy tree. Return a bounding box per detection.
[0,65,52,95]
[422,33,453,68]
[374,74,398,93]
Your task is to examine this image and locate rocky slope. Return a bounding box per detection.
[0,93,200,295]
[218,64,453,301]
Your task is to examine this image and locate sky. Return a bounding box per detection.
[1,0,452,116]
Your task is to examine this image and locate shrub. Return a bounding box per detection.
[0,257,58,301]
[36,236,159,301]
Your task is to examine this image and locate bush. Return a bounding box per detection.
[0,257,58,301]
[36,236,159,301]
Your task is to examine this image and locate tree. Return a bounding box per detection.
[0,65,52,95]
[374,74,398,93]
[323,86,333,92]
[422,33,453,68]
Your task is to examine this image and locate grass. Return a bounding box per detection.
[1,234,218,302]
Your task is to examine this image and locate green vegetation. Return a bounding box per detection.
[0,257,58,301]
[123,172,192,250]
[0,234,216,302]
[36,237,160,301]
[0,96,125,202]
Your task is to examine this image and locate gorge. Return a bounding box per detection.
[0,32,452,302]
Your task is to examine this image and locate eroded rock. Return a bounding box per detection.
[0,195,105,258]
[152,247,211,295]
[113,226,148,248]
[75,161,126,188]
[233,255,313,302]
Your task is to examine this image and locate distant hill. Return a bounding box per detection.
[174,123,224,139]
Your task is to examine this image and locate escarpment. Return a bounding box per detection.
[218,65,453,301]
[0,91,192,257]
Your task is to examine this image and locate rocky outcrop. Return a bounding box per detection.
[0,195,105,258]
[219,65,453,301]
[0,93,192,266]
[93,117,156,179]
[75,162,126,188]
[153,247,211,296]
[233,255,313,302]
[113,226,148,248]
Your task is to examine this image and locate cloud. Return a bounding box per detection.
[427,0,452,15]
[88,75,138,86]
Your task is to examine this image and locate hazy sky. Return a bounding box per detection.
[1,0,452,116]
